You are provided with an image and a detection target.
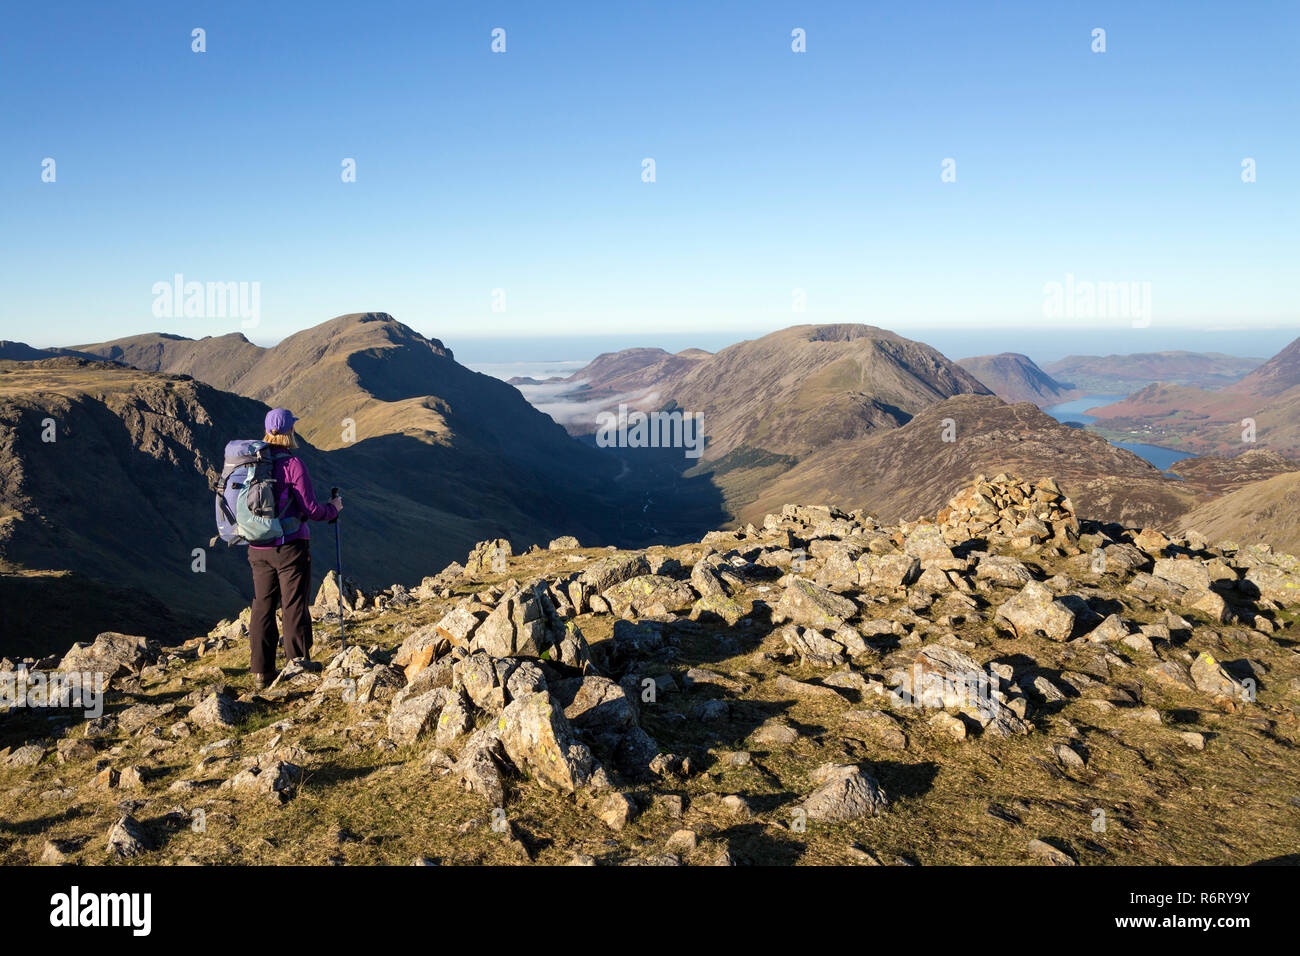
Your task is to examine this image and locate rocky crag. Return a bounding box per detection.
[2,475,1298,865]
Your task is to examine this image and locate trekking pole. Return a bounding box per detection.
[330,486,346,650]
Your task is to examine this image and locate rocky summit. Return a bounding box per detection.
[2,473,1299,865]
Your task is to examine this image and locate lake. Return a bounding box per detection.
[1044,394,1197,472]
[1041,393,1128,425]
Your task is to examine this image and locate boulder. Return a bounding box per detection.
[474,585,557,658]
[596,792,634,831]
[454,652,504,713]
[387,687,451,744]
[690,562,729,598]
[432,604,486,649]
[452,729,507,805]
[1189,652,1247,700]
[773,579,857,628]
[435,691,475,748]
[781,625,847,667]
[106,814,153,858]
[973,555,1034,586]
[189,693,248,730]
[58,633,155,679]
[465,538,513,575]
[557,676,639,737]
[1243,565,1300,605]
[996,581,1076,641]
[801,763,888,821]
[857,553,921,589]
[1085,613,1131,643]
[495,691,597,792]
[579,553,651,593]
[690,593,747,625]
[904,524,955,562]
[603,575,698,615]
[1153,558,1214,592]
[313,570,365,614]
[226,758,302,797]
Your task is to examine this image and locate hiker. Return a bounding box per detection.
[247,408,343,689]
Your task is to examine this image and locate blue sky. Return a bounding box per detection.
[1,0,1296,350]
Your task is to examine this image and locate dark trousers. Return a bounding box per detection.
[248,539,313,676]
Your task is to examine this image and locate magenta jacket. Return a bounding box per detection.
[249,453,339,549]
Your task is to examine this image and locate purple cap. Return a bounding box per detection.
[265,408,298,433]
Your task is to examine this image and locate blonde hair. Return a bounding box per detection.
[264,430,298,449]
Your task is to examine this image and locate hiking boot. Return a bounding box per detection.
[252,673,274,691]
[292,657,323,674]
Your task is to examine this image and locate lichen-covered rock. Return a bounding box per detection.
[1243,564,1300,605]
[690,561,729,598]
[1085,613,1131,643]
[773,579,857,628]
[435,691,475,748]
[603,575,698,616]
[857,553,921,589]
[313,570,366,614]
[495,691,596,792]
[690,592,746,625]
[453,651,504,713]
[903,524,955,563]
[434,608,486,655]
[973,555,1033,586]
[1153,558,1214,591]
[1189,652,1247,700]
[452,729,507,805]
[556,675,639,737]
[473,584,566,658]
[465,538,513,575]
[579,552,651,593]
[996,581,1076,641]
[387,687,451,744]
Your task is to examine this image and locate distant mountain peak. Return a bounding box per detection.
[957,353,1073,407]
